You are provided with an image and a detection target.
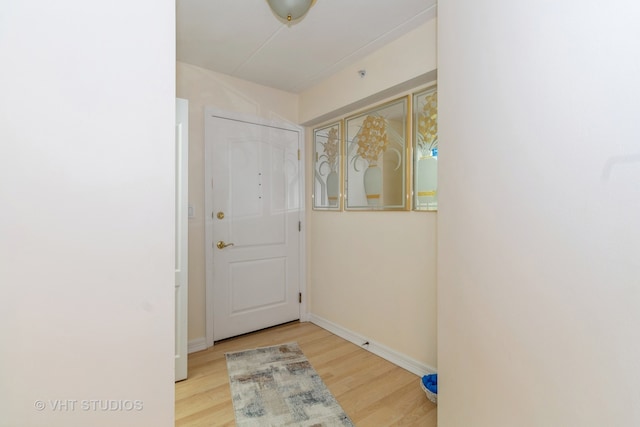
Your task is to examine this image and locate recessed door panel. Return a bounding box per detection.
[230,258,287,313]
[228,140,286,247]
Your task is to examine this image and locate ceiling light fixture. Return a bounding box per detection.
[267,0,316,23]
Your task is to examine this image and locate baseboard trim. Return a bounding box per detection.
[307,314,437,377]
[188,337,208,354]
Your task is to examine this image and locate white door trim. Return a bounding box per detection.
[204,108,307,348]
[175,98,189,381]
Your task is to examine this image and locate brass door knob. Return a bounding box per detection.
[216,241,234,249]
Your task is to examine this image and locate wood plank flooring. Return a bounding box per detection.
[175,321,437,426]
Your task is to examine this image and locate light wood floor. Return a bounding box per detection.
[175,321,436,426]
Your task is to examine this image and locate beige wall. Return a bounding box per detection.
[300,19,438,125]
[302,20,438,368]
[438,1,640,425]
[307,209,438,366]
[176,62,299,341]
[2,0,175,425]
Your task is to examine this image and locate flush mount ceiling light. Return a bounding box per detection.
[267,0,316,23]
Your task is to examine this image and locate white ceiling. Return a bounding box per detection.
[177,0,438,94]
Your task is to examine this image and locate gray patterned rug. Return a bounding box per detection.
[225,342,354,426]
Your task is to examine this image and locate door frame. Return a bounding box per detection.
[175,98,189,381]
[203,108,307,348]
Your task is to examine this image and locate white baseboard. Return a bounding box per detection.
[188,337,208,354]
[307,314,437,378]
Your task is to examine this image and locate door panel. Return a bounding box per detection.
[205,112,301,342]
[229,140,286,246]
[230,257,287,312]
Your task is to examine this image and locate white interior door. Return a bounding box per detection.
[205,110,301,342]
[174,98,188,381]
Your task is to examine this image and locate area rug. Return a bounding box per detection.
[225,342,354,426]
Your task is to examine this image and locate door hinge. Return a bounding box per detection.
[298,221,301,231]
[299,292,302,304]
